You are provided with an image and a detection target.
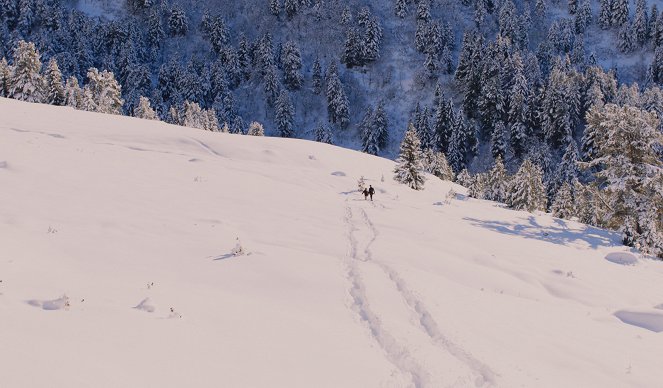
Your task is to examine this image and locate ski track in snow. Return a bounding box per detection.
[349,204,497,387]
[343,203,428,388]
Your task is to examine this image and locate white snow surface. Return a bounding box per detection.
[1,97,663,387]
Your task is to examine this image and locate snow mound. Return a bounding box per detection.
[605,252,638,266]
[27,295,70,310]
[134,298,156,313]
[331,171,346,176]
[614,311,663,333]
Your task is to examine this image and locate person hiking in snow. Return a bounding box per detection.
[362,188,369,200]
[368,185,375,201]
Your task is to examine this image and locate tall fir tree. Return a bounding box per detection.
[275,90,295,137]
[44,58,65,106]
[134,96,158,120]
[281,40,303,90]
[508,159,548,212]
[394,123,426,190]
[8,40,45,103]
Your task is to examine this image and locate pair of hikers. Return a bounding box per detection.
[362,185,375,201]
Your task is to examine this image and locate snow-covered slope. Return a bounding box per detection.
[1,98,663,388]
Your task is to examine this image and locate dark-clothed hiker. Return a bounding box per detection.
[362,188,369,200]
[368,185,375,201]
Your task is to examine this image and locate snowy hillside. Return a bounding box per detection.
[1,97,663,387]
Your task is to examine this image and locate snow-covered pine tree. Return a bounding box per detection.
[64,76,82,109]
[247,121,265,136]
[555,140,581,190]
[44,58,64,106]
[312,57,322,95]
[325,64,350,128]
[568,0,578,14]
[551,181,576,219]
[8,40,45,103]
[486,155,509,203]
[394,123,426,190]
[270,0,281,16]
[456,168,473,188]
[83,68,123,115]
[281,40,303,90]
[0,58,11,97]
[284,0,299,19]
[599,0,613,29]
[651,46,663,84]
[417,0,431,22]
[612,0,629,27]
[314,122,333,144]
[434,96,454,153]
[394,0,408,18]
[263,63,280,106]
[584,103,663,257]
[373,101,389,151]
[342,27,363,68]
[508,53,530,159]
[617,23,634,53]
[423,148,454,181]
[275,90,295,137]
[134,96,158,120]
[168,7,188,36]
[363,17,383,63]
[468,172,488,199]
[508,159,547,212]
[575,0,592,33]
[447,111,467,174]
[491,121,507,160]
[633,0,650,47]
[416,107,434,151]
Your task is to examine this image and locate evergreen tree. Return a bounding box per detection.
[486,155,509,203]
[275,90,295,137]
[247,121,265,136]
[599,0,613,29]
[457,168,473,188]
[263,63,280,106]
[44,58,65,106]
[0,58,11,97]
[617,23,634,53]
[270,0,281,16]
[147,10,165,53]
[575,0,593,33]
[134,96,158,120]
[416,106,433,151]
[312,57,322,95]
[363,17,383,63]
[417,0,431,22]
[314,122,333,144]
[395,0,408,18]
[373,101,389,151]
[83,68,124,115]
[284,0,299,18]
[64,76,83,109]
[168,7,188,36]
[434,97,454,153]
[651,46,663,84]
[551,181,576,219]
[509,53,530,159]
[584,103,663,257]
[342,27,363,68]
[394,123,426,190]
[508,159,547,212]
[491,121,507,160]
[633,0,650,47]
[326,64,350,128]
[281,40,303,90]
[612,0,629,26]
[8,40,45,103]
[568,0,578,14]
[423,148,454,181]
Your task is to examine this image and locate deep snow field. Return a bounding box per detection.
[1,97,663,388]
